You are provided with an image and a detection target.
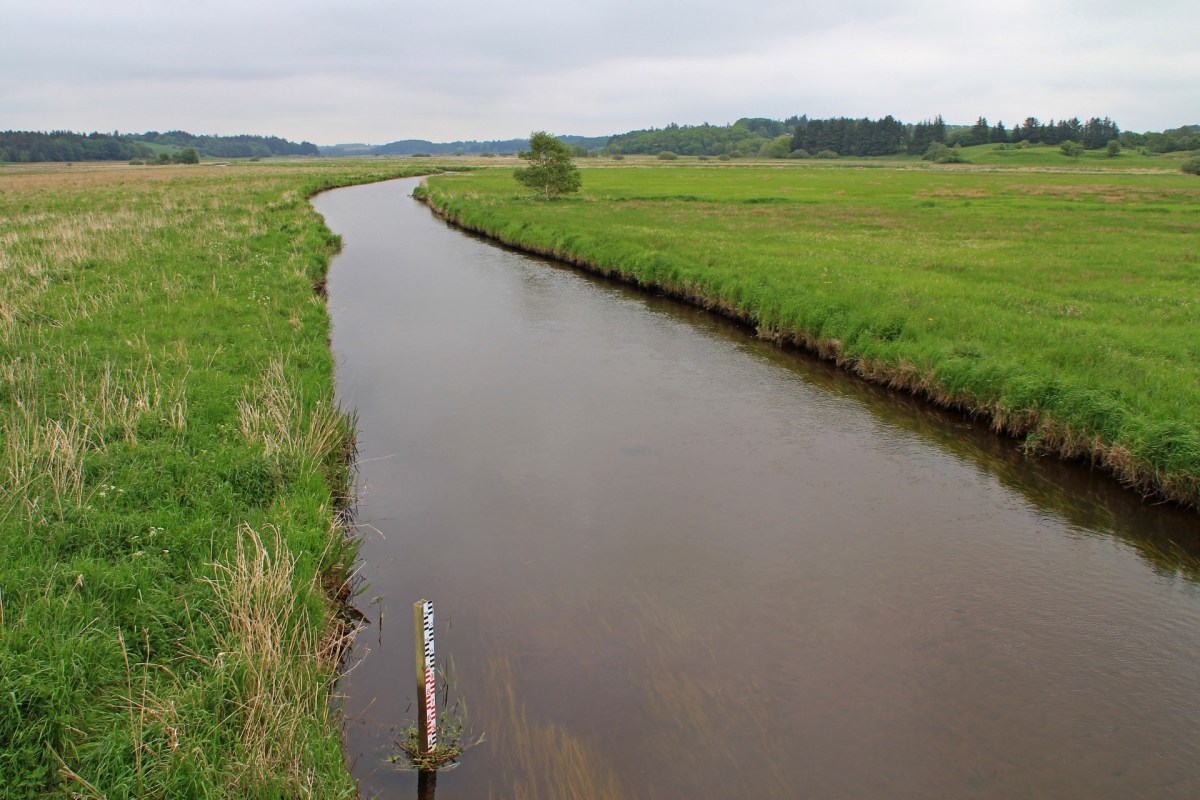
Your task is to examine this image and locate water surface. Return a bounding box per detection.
[315,178,1200,799]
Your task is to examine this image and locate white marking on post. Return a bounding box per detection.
[413,599,437,754]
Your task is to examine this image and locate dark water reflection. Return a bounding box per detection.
[315,178,1200,799]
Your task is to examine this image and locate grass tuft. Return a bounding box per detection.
[238,358,348,476]
[204,524,340,795]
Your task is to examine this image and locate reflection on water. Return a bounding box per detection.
[482,654,624,799]
[316,179,1200,799]
[733,332,1200,584]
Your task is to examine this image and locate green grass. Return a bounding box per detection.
[582,144,1199,172]
[0,160,444,797]
[957,142,1199,170]
[421,163,1200,507]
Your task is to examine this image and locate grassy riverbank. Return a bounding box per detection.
[420,164,1200,508]
[0,161,438,797]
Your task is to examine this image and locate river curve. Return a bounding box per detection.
[315,177,1200,799]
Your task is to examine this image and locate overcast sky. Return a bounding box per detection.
[4,0,1197,145]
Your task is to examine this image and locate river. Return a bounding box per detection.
[314,177,1200,799]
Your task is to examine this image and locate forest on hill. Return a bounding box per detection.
[135,131,319,158]
[0,130,318,162]
[604,115,1175,157]
[3,120,1196,164]
[350,119,1198,160]
[0,131,153,162]
[321,134,609,157]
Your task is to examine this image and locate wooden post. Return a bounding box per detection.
[413,599,437,756]
[417,769,438,799]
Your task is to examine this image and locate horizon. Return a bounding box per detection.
[7,114,1197,152]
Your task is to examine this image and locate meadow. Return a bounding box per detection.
[420,160,1200,508]
[956,141,1199,170]
[0,160,439,797]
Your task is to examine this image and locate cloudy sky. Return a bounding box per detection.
[4,0,1197,145]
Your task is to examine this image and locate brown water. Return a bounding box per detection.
[315,178,1200,799]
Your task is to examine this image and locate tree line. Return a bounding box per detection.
[360,134,608,157]
[4,120,1195,164]
[949,116,1120,149]
[1118,125,1200,153]
[0,129,318,162]
[603,115,1199,158]
[136,131,319,158]
[606,118,803,157]
[0,131,153,163]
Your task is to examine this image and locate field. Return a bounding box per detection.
[0,160,439,797]
[2,150,1197,795]
[420,161,1200,508]
[956,142,1199,170]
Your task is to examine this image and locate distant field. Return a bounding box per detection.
[956,142,1198,170]
[531,143,1193,171]
[421,163,1200,507]
[0,160,437,797]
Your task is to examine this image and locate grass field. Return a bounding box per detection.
[419,161,1200,508]
[956,142,1198,170]
[0,160,442,797]
[549,143,1195,172]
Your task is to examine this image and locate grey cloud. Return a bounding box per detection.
[1,0,1196,142]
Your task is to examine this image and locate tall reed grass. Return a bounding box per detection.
[0,161,436,797]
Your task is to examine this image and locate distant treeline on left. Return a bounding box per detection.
[0,130,319,162]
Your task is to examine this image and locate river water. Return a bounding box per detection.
[314,178,1200,799]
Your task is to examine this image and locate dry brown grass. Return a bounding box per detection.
[237,358,346,474]
[0,351,187,524]
[0,199,169,345]
[204,523,348,796]
[2,412,88,521]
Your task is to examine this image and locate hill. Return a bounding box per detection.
[131,131,319,158]
[320,134,609,157]
[0,130,318,162]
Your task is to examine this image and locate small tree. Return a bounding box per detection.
[1060,141,1083,160]
[764,134,792,158]
[922,142,950,162]
[939,144,969,164]
[1106,139,1121,158]
[514,131,581,200]
[923,142,968,164]
[173,147,199,164]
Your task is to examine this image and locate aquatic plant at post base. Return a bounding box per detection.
[390,673,484,772]
[418,164,1200,510]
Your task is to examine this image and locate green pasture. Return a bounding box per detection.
[421,163,1200,506]
[0,160,439,797]
[588,143,1196,171]
[958,142,1197,170]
